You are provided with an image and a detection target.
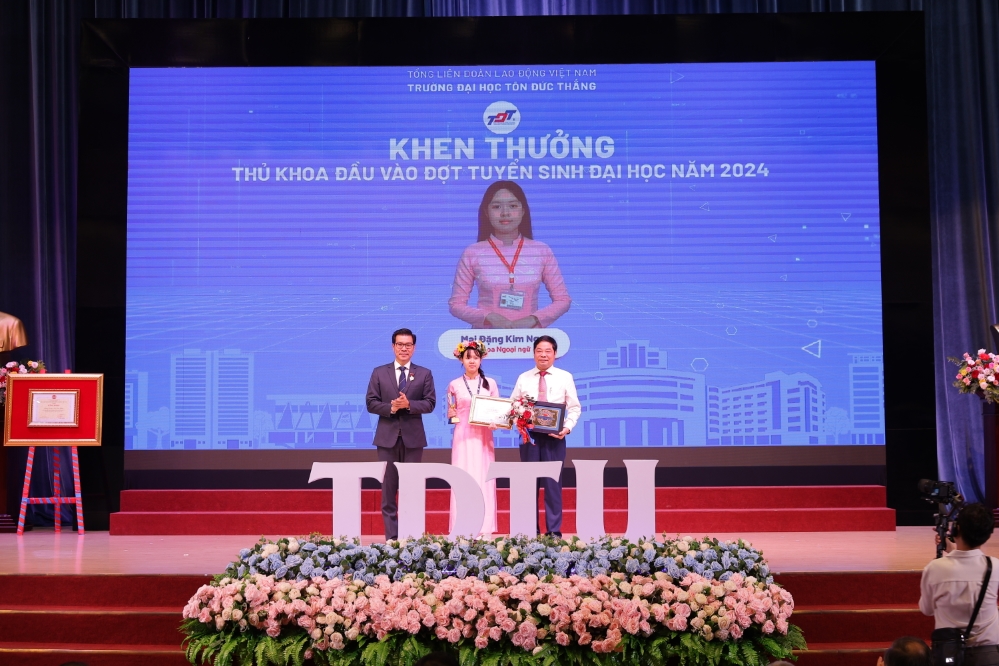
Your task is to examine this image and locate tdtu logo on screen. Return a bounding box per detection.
[483,101,520,134]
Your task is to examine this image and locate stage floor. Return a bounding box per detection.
[0,526,985,575]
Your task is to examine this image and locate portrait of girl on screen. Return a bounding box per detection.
[448,181,571,329]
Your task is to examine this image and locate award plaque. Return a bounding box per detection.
[531,401,566,435]
[29,390,80,427]
[4,373,103,447]
[468,395,513,429]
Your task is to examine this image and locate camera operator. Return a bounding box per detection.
[920,503,999,665]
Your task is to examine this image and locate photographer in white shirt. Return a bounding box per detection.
[920,503,999,665]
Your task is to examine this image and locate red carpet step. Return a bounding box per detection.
[0,574,210,666]
[110,485,896,535]
[0,569,925,666]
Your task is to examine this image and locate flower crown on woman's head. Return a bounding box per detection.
[453,340,488,359]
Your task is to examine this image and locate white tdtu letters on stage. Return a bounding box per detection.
[309,460,660,540]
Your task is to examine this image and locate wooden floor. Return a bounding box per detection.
[1,526,990,575]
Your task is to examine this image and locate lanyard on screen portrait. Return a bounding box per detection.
[488,236,525,287]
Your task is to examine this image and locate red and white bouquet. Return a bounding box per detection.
[0,360,46,405]
[951,350,999,403]
[509,394,536,443]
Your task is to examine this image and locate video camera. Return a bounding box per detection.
[918,479,965,558]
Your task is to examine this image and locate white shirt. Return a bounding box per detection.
[920,549,999,645]
[393,360,412,390]
[510,365,581,431]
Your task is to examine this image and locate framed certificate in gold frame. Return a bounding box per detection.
[28,389,80,427]
[468,395,513,429]
[3,374,103,447]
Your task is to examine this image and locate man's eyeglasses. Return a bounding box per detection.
[394,342,415,349]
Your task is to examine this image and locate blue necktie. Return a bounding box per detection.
[398,367,408,392]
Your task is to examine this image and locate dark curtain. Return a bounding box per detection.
[927,0,999,503]
[5,0,998,520]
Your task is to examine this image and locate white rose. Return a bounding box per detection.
[287,539,300,554]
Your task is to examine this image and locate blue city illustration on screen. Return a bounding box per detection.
[124,62,884,451]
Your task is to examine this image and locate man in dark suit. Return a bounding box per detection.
[365,328,436,541]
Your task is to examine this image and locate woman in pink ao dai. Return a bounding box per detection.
[446,341,498,535]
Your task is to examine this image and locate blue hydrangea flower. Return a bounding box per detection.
[485,566,499,576]
[275,566,289,578]
[317,545,331,555]
[237,564,247,578]
[239,548,251,558]
[285,555,303,568]
[644,549,656,563]
[692,562,705,575]
[625,558,639,573]
[512,563,526,576]
[301,543,317,552]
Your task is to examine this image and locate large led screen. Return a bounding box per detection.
[125,62,884,451]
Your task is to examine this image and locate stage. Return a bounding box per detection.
[0,527,970,666]
[0,527,963,575]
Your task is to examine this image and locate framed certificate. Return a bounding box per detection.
[29,390,80,427]
[531,401,566,435]
[3,374,103,447]
[468,395,513,429]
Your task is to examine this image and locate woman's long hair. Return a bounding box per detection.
[476,180,533,242]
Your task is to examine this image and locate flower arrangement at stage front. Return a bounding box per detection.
[181,534,804,666]
[509,394,536,443]
[0,360,46,405]
[951,350,999,403]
